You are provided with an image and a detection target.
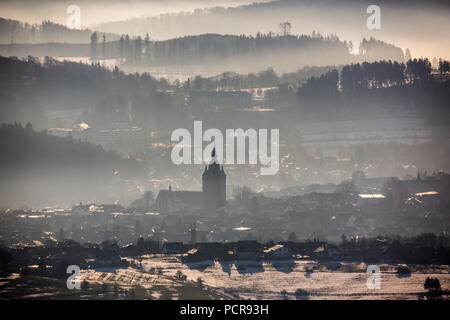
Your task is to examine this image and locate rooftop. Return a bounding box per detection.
[358,194,386,199]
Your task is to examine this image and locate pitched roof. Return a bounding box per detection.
[156,190,204,206]
[264,244,286,253]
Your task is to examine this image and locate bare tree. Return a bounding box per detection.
[279,21,292,36]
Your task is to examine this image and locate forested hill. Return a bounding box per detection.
[0,123,146,208]
[94,0,450,39]
[92,0,450,59]
[0,56,174,130]
[0,18,120,44]
[0,33,405,74]
[131,33,353,74]
[0,33,354,69]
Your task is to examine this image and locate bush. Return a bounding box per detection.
[396,265,411,275]
[176,270,186,280]
[294,288,309,296]
[424,277,441,291]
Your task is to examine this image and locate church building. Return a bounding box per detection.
[202,148,226,212]
[155,148,226,214]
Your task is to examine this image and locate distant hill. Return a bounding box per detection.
[0,32,405,75]
[0,18,121,44]
[128,33,354,74]
[0,123,146,208]
[0,56,174,130]
[93,0,450,59]
[93,0,450,38]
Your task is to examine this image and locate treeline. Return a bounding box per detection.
[0,123,146,207]
[94,0,450,42]
[336,233,450,264]
[340,60,405,93]
[358,37,405,63]
[0,32,354,74]
[85,32,353,75]
[292,58,450,127]
[0,18,120,44]
[179,65,338,91]
[298,58,450,98]
[116,35,403,74]
[0,56,174,129]
[294,58,450,125]
[123,33,349,64]
[171,57,439,92]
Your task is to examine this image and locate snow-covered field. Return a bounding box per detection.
[132,255,450,300]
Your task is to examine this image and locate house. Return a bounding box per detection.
[72,203,125,214]
[353,177,393,193]
[312,245,326,258]
[182,242,229,262]
[415,191,441,206]
[100,204,126,213]
[325,244,342,259]
[263,244,291,259]
[94,251,123,267]
[82,249,124,268]
[189,90,252,108]
[71,203,92,214]
[197,242,225,258]
[312,244,342,259]
[154,186,204,214]
[403,179,442,195]
[182,248,202,262]
[121,244,140,257]
[233,240,262,260]
[278,241,304,255]
[287,193,346,212]
[162,242,186,254]
[357,194,388,207]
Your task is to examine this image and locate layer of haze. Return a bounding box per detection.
[0,0,449,59]
[92,0,450,60]
[0,0,267,25]
[0,0,449,208]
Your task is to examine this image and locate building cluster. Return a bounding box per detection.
[1,157,449,261]
[48,123,147,155]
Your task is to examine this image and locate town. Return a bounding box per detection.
[1,155,449,294]
[1,0,450,303]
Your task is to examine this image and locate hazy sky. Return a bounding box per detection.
[0,0,449,59]
[0,0,267,25]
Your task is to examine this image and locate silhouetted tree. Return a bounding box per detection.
[90,32,98,62]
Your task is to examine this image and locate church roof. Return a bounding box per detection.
[204,147,225,174]
[156,190,204,206]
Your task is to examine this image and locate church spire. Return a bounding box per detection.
[209,147,218,166]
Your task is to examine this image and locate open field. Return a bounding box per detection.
[1,255,449,300]
[133,255,450,300]
[0,264,227,300]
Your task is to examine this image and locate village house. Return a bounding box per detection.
[154,187,204,215]
[287,193,346,213]
[182,242,229,262]
[312,244,342,259]
[357,193,388,207]
[414,191,441,207]
[263,244,292,259]
[83,250,123,268]
[188,90,252,108]
[233,240,262,260]
[403,179,442,195]
[162,242,186,254]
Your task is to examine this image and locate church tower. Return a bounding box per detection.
[202,148,226,212]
